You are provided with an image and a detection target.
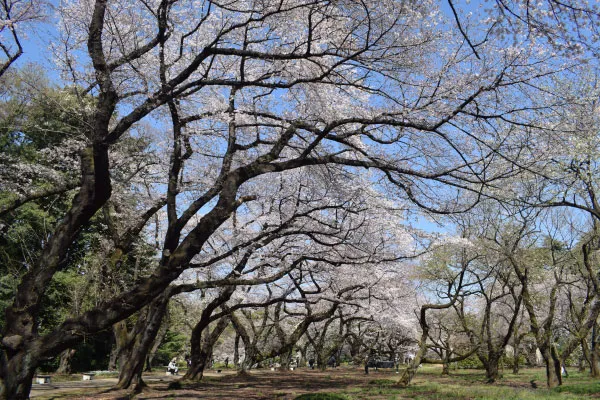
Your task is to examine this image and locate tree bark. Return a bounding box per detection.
[183,287,235,380]
[512,346,520,374]
[108,340,118,371]
[145,311,169,372]
[56,348,77,374]
[0,353,36,400]
[280,349,294,371]
[442,362,449,375]
[484,354,502,383]
[541,346,562,388]
[398,337,426,387]
[233,333,240,368]
[592,324,600,378]
[114,295,169,391]
[581,339,591,373]
[183,316,231,380]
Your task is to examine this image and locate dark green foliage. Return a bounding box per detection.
[39,330,112,373]
[0,68,155,340]
[455,355,484,369]
[504,354,527,370]
[153,330,187,367]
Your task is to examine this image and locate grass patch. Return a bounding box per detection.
[368,379,397,387]
[555,381,600,395]
[294,394,349,400]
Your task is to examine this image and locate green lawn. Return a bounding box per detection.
[314,365,600,400]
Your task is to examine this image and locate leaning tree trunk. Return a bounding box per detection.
[231,312,259,373]
[183,288,235,380]
[56,348,77,374]
[114,295,169,392]
[183,316,231,380]
[239,340,262,372]
[397,333,427,386]
[145,312,169,372]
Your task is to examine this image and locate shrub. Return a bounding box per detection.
[456,355,484,369]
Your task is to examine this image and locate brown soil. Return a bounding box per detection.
[30,367,391,400]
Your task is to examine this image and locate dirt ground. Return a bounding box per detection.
[29,365,600,400]
[30,367,394,400]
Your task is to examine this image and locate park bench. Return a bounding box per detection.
[375,361,395,368]
[35,375,51,384]
[82,372,95,380]
[367,360,398,371]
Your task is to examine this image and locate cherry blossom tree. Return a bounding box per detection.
[0,0,47,77]
[1,0,598,398]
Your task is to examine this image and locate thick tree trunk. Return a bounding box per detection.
[512,346,520,374]
[317,352,327,371]
[442,362,449,375]
[183,288,234,380]
[145,313,168,372]
[241,347,257,371]
[112,320,129,371]
[299,341,310,367]
[485,355,501,383]
[478,351,504,383]
[0,353,37,400]
[239,340,261,372]
[56,348,76,374]
[183,316,231,381]
[541,346,562,388]
[398,335,426,386]
[280,349,293,371]
[349,338,361,359]
[231,312,259,372]
[0,142,113,400]
[114,295,168,391]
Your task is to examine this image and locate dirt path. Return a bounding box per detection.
[29,368,394,399]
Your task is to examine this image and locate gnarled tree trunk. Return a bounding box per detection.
[56,348,77,374]
[183,316,231,380]
[0,352,37,400]
[114,295,169,392]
